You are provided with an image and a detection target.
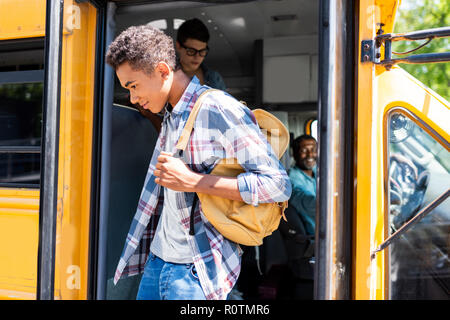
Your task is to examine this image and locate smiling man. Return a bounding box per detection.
[288,135,318,236]
[105,25,291,300]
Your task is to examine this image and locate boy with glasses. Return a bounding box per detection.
[176,18,226,91]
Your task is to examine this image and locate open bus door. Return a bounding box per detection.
[37,0,101,300]
[351,0,450,300]
[316,0,449,300]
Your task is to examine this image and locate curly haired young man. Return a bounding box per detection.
[106,25,291,300]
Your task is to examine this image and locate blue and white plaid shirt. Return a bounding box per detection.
[113,76,292,300]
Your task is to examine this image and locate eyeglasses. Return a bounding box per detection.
[180,43,209,57]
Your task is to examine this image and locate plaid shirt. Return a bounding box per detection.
[113,76,292,300]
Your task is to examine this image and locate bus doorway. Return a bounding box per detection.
[98,0,322,300]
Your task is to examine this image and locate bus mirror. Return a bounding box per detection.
[389,113,413,143]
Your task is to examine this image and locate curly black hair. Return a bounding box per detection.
[105,24,177,74]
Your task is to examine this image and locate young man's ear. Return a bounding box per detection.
[156,62,171,80]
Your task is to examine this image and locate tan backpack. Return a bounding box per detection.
[176,89,289,246]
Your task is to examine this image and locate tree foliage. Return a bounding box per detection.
[393,0,450,101]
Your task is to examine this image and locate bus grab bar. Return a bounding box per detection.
[361,26,450,69]
[371,188,450,260]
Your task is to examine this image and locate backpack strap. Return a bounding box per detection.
[175,88,219,154]
[173,88,218,235]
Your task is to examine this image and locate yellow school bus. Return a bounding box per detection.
[0,0,448,300]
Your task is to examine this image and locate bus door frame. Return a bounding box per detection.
[37,0,64,300]
[37,0,107,300]
[315,0,355,300]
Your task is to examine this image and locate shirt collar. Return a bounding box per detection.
[293,165,317,180]
[165,76,202,118]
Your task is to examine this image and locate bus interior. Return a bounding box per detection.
[100,0,319,300]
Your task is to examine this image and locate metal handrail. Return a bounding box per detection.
[371,188,450,260]
[376,26,450,42]
[363,26,450,69]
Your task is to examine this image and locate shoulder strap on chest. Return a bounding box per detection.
[175,88,219,152]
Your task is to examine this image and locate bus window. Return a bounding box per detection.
[310,119,317,140]
[387,110,450,299]
[0,39,44,187]
[305,118,318,140]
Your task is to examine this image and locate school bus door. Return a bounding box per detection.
[39,0,100,300]
[354,0,450,300]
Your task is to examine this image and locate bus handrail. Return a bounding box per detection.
[376,26,450,42]
[362,26,450,69]
[371,188,450,260]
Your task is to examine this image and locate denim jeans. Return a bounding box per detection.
[136,253,206,300]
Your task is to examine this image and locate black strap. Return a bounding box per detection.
[189,193,198,236]
[176,148,197,236]
[173,148,197,236]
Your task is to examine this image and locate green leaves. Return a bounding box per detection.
[393,0,450,100]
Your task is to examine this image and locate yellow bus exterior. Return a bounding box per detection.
[354,0,449,299]
[0,0,97,299]
[0,0,448,300]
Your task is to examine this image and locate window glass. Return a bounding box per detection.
[0,82,42,185]
[0,153,40,184]
[387,111,450,299]
[147,19,167,30]
[310,119,318,140]
[173,18,185,30]
[0,82,42,146]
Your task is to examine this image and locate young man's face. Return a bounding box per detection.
[297,139,318,171]
[116,61,172,114]
[176,38,208,73]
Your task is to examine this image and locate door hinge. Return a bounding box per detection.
[361,39,377,63]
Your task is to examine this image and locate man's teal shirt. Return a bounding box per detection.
[288,165,317,235]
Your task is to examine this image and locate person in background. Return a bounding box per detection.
[176,18,227,91]
[288,134,317,236]
[278,134,317,299]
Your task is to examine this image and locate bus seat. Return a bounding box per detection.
[278,205,314,280]
[263,229,289,274]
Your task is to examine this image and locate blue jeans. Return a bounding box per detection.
[136,253,206,300]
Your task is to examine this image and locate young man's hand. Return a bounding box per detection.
[154,151,243,202]
[154,151,200,192]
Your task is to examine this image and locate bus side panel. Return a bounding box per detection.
[0,189,39,299]
[0,0,45,40]
[0,0,46,300]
